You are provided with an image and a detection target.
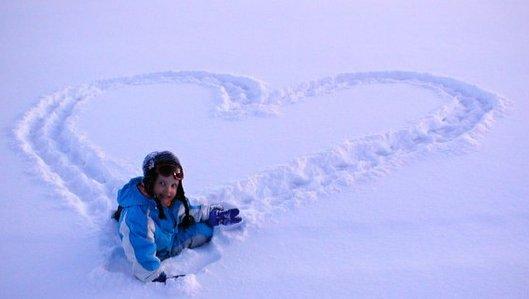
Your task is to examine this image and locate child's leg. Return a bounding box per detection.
[171,223,214,256]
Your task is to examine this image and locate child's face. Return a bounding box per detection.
[153,174,180,207]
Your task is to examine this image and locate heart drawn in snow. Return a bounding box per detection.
[14,71,506,225]
[14,70,506,281]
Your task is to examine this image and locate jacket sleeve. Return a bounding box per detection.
[177,198,213,224]
[119,206,162,282]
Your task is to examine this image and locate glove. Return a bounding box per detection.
[152,271,186,284]
[152,271,167,283]
[208,207,242,226]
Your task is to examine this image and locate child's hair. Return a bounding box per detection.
[112,151,195,228]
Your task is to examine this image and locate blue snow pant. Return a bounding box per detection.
[157,222,214,261]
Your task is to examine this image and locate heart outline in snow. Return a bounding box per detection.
[13,70,507,283]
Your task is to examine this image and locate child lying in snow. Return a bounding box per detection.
[112,151,241,283]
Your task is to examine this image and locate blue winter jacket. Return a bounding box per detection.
[116,177,212,282]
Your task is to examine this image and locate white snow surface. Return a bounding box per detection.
[1,1,528,298]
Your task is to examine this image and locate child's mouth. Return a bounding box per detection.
[158,194,173,202]
[159,196,173,207]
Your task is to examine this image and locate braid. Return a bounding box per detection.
[176,182,195,228]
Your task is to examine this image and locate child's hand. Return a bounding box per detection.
[152,271,186,284]
[152,272,167,283]
[208,208,242,226]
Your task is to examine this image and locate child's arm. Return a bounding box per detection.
[119,206,163,282]
[177,199,241,226]
[176,198,215,223]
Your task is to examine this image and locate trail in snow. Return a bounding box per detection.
[13,70,507,291]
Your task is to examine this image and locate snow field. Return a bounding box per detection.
[13,70,506,294]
